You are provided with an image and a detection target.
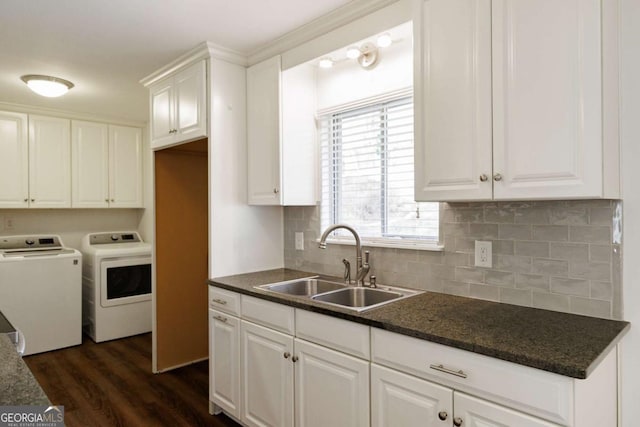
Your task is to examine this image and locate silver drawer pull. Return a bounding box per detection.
[212,298,227,305]
[213,315,228,323]
[429,364,467,379]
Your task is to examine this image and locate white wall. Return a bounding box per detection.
[208,57,284,277]
[0,209,142,249]
[316,25,412,111]
[620,0,640,424]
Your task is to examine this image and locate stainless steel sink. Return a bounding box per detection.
[255,276,422,312]
[312,287,400,306]
[256,278,348,296]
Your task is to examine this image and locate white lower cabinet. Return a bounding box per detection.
[455,392,559,427]
[209,309,241,419]
[241,320,294,427]
[371,364,558,427]
[371,364,452,427]
[295,338,369,427]
[208,288,618,427]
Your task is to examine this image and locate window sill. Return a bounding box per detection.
[315,238,444,252]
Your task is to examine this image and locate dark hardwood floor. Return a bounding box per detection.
[24,333,240,427]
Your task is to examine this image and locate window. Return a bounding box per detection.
[319,95,440,249]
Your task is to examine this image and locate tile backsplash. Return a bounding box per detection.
[284,200,622,320]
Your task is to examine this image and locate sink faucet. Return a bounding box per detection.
[319,224,370,286]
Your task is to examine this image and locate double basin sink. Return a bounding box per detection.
[254,277,422,312]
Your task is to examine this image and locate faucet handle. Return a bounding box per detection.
[363,250,370,265]
[369,275,377,288]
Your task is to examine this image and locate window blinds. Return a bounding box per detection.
[319,96,439,244]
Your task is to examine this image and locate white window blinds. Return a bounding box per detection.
[319,96,439,246]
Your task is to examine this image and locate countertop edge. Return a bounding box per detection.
[208,269,630,380]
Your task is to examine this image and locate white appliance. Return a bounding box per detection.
[0,235,82,355]
[80,232,152,342]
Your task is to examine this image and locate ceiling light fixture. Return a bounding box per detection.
[20,74,74,98]
[346,46,361,60]
[376,33,393,48]
[357,43,380,69]
[318,57,334,69]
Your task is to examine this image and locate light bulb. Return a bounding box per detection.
[376,33,392,48]
[319,57,334,69]
[346,46,361,60]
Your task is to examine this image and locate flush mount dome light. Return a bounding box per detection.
[20,74,74,98]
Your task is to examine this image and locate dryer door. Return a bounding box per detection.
[100,257,152,307]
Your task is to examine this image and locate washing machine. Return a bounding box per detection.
[0,235,82,355]
[80,231,152,342]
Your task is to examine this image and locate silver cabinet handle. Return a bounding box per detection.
[493,173,503,182]
[212,298,227,305]
[31,199,35,202]
[438,411,448,421]
[283,352,291,359]
[429,364,467,379]
[292,356,299,363]
[213,315,228,323]
[24,198,28,202]
[273,188,279,194]
[453,417,463,426]
[111,199,115,202]
[479,174,488,182]
[105,198,110,203]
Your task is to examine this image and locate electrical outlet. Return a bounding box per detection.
[5,217,15,231]
[295,232,304,250]
[475,241,492,268]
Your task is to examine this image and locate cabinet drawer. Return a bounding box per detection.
[296,310,369,359]
[241,295,294,335]
[371,328,573,426]
[209,287,241,316]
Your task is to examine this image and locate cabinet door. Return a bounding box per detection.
[414,0,493,201]
[492,0,602,199]
[175,60,207,141]
[209,310,241,419]
[241,321,293,427]
[0,111,29,208]
[28,115,71,208]
[247,55,282,205]
[109,125,143,207]
[295,338,369,427]
[71,121,109,208]
[454,392,560,427]
[280,64,317,206]
[371,364,453,427]
[150,79,175,149]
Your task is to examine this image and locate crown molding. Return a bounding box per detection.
[247,0,400,66]
[0,101,146,127]
[140,41,248,87]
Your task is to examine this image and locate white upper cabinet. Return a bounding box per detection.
[415,0,619,201]
[29,115,71,208]
[72,121,109,208]
[108,125,143,207]
[0,111,29,208]
[414,0,493,201]
[72,122,143,208]
[150,60,207,150]
[247,56,317,206]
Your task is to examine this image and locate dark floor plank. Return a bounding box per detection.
[24,334,240,427]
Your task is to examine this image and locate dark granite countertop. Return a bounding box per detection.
[209,268,630,379]
[0,334,50,405]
